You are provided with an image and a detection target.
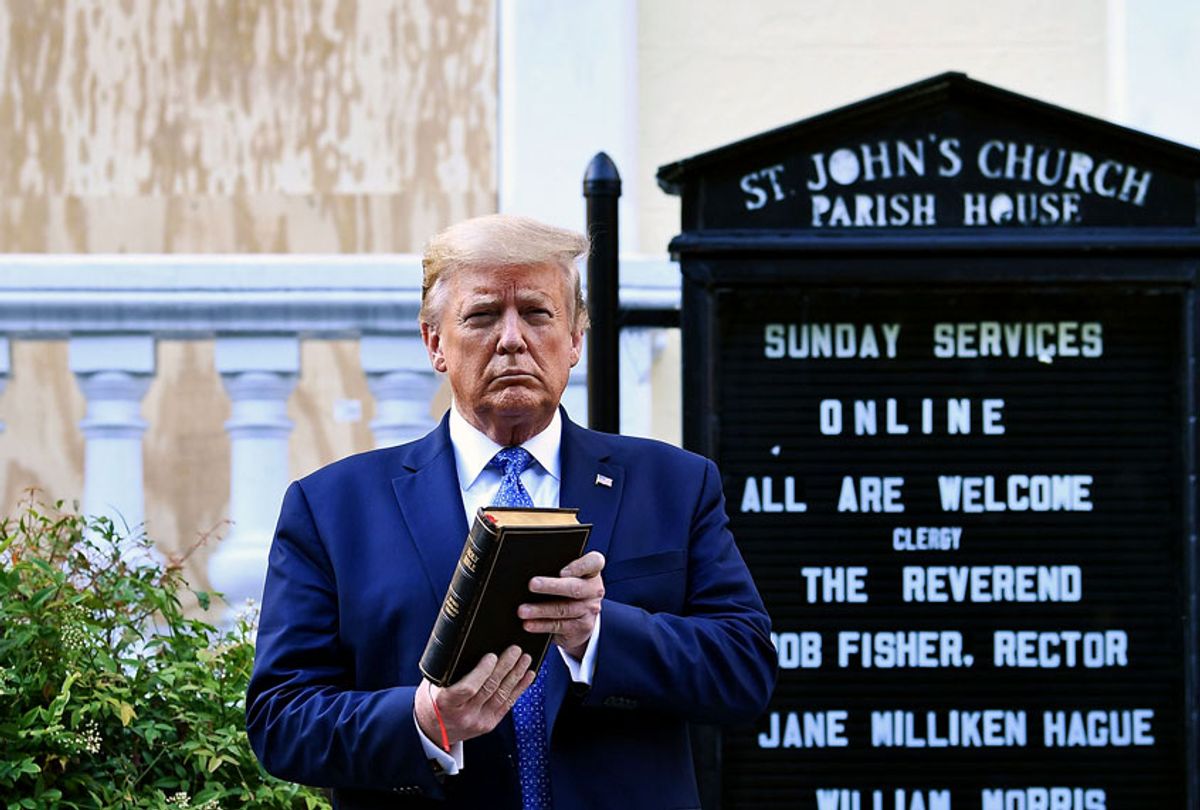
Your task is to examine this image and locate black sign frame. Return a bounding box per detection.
[665,73,1200,810]
[681,252,1199,809]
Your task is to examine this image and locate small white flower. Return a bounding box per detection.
[78,721,102,754]
[234,597,260,625]
[60,624,87,652]
[167,791,190,806]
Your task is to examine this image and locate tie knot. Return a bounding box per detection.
[491,446,533,476]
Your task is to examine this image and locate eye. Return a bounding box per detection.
[525,308,553,322]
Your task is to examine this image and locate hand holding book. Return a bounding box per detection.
[415,508,602,749]
[413,546,605,751]
[414,644,535,749]
[518,549,605,659]
[420,507,594,686]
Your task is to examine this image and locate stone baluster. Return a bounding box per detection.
[361,335,440,447]
[209,337,299,612]
[69,336,155,553]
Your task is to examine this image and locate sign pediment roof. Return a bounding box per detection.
[657,72,1200,235]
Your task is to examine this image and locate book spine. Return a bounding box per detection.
[419,515,498,685]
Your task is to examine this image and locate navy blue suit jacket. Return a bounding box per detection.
[246,412,775,809]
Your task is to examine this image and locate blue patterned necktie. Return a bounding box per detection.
[491,446,535,509]
[488,447,552,809]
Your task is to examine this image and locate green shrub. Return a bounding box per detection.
[0,499,330,810]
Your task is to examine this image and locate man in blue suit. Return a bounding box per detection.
[246,214,776,808]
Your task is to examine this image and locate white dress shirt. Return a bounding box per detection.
[417,404,601,774]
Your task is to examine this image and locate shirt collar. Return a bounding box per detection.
[448,404,562,491]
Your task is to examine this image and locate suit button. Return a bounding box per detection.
[603,696,638,709]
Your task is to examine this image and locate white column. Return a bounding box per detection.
[361,335,441,447]
[563,334,589,426]
[1107,0,1200,147]
[209,337,299,611]
[0,337,9,433]
[619,328,667,439]
[498,0,639,250]
[69,336,155,538]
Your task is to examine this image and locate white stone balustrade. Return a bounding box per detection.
[68,335,156,539]
[361,335,441,448]
[0,255,680,618]
[211,337,300,609]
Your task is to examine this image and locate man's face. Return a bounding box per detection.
[421,262,583,444]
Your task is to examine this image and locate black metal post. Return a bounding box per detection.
[583,152,621,433]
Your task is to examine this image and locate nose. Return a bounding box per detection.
[496,308,527,354]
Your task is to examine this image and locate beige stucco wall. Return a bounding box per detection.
[637,0,1112,252]
[140,341,230,576]
[0,0,495,251]
[0,341,85,513]
[0,0,496,592]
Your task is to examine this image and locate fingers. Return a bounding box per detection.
[518,599,587,621]
[482,653,534,712]
[467,646,528,709]
[521,615,595,636]
[445,645,521,706]
[440,651,498,706]
[528,573,605,600]
[558,551,605,579]
[520,598,601,637]
[422,648,538,746]
[518,554,605,658]
[521,569,603,640]
[515,668,536,697]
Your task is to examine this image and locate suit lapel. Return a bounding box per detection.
[558,415,624,562]
[390,416,470,604]
[546,413,625,739]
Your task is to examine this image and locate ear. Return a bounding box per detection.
[420,321,448,373]
[568,327,584,368]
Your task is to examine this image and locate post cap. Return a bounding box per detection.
[583,152,622,196]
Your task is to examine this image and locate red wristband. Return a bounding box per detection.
[427,681,451,753]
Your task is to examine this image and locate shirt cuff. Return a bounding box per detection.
[557,612,600,684]
[414,710,464,775]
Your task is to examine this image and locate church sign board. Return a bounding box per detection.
[658,73,1199,810]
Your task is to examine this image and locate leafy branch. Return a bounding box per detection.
[0,497,330,810]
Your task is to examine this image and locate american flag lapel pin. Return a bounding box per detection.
[595,473,613,488]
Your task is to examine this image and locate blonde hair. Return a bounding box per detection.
[420,214,591,331]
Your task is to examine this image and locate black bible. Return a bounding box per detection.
[419,506,592,686]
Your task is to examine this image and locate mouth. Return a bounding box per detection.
[492,371,538,382]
